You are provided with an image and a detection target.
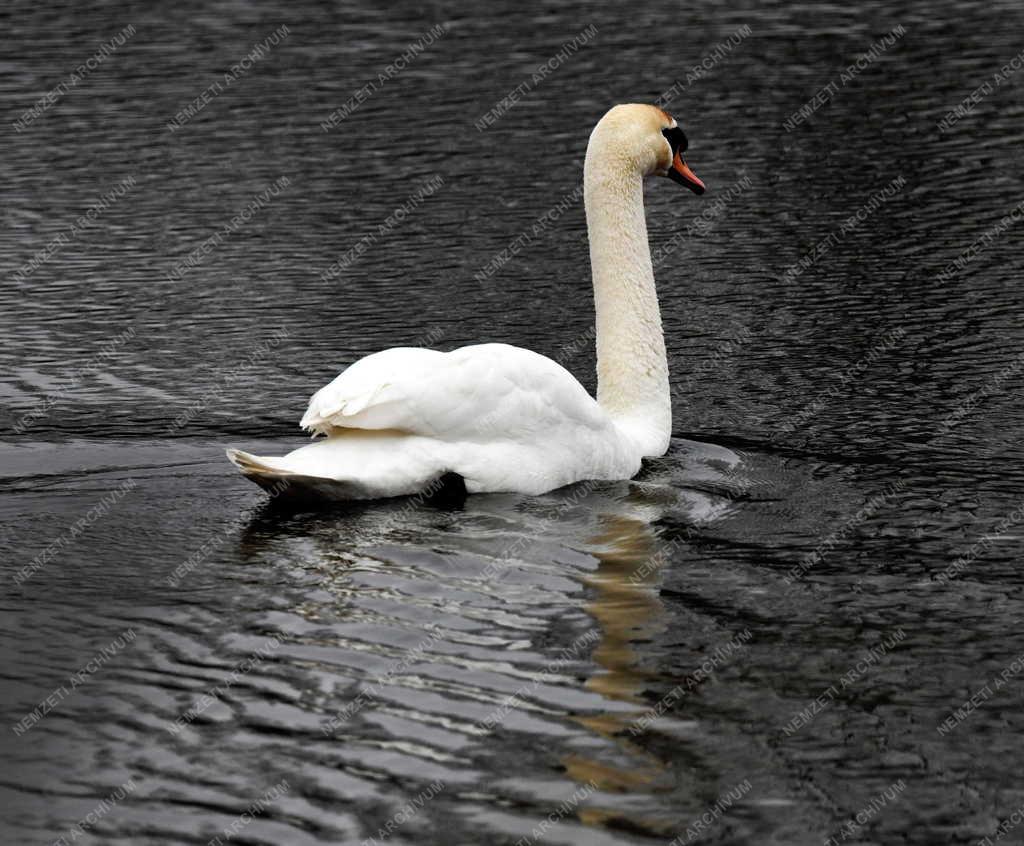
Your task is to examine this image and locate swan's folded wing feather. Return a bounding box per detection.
[299,343,609,440]
[299,347,436,435]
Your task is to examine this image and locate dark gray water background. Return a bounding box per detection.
[2,1,1023,843]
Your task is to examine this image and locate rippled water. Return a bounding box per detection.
[3,1,1024,843]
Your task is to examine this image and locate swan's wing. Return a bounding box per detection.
[299,347,443,435]
[299,343,609,440]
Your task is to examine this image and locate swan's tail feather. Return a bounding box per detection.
[225,448,372,501]
[225,448,297,495]
[226,448,284,477]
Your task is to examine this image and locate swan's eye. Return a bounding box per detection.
[661,126,688,155]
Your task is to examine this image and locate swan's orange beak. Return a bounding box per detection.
[668,151,705,195]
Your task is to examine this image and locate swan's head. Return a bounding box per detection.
[587,103,705,195]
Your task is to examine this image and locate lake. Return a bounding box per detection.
[2,1,1024,843]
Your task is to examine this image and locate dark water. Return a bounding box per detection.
[3,1,1024,843]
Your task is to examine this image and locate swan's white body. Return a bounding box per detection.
[227,104,704,499]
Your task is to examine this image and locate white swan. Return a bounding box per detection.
[226,103,706,499]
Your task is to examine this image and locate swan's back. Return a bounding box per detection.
[300,343,611,440]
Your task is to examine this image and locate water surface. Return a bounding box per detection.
[2,1,1024,844]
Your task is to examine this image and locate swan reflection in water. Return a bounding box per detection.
[233,442,742,841]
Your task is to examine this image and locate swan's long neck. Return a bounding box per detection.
[584,137,671,457]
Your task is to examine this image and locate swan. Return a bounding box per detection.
[226,103,706,499]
